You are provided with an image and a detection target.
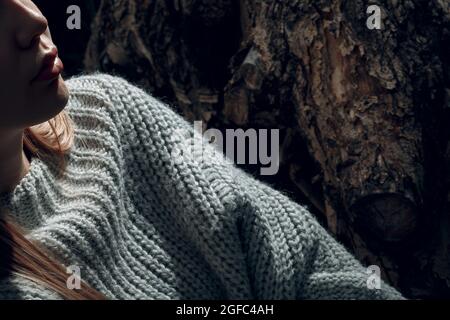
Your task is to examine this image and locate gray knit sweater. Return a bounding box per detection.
[0,73,404,300]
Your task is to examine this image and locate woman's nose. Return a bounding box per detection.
[14,3,49,50]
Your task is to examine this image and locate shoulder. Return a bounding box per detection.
[64,72,176,124]
[65,72,133,109]
[65,72,131,95]
[65,72,161,109]
[63,72,191,157]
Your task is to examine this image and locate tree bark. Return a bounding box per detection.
[85,0,450,298]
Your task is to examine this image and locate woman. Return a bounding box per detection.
[0,0,404,300]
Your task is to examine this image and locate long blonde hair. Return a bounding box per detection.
[0,111,106,300]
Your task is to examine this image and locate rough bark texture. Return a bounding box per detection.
[84,0,450,298]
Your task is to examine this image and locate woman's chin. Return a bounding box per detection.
[52,76,70,109]
[28,76,70,125]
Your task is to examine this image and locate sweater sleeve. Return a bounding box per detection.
[233,170,405,299]
[91,73,405,300]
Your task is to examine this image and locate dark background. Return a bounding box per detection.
[34,0,100,76]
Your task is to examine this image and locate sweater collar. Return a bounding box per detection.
[0,155,52,229]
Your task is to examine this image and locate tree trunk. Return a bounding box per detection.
[84,0,450,298]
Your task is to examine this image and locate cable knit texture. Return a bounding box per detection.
[0,73,404,300]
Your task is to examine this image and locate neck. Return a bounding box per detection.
[0,130,30,194]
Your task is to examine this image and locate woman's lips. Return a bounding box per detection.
[33,55,64,83]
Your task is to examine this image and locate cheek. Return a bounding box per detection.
[0,43,18,81]
[0,52,27,126]
[0,40,70,129]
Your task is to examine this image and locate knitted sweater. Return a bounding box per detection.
[0,73,404,300]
